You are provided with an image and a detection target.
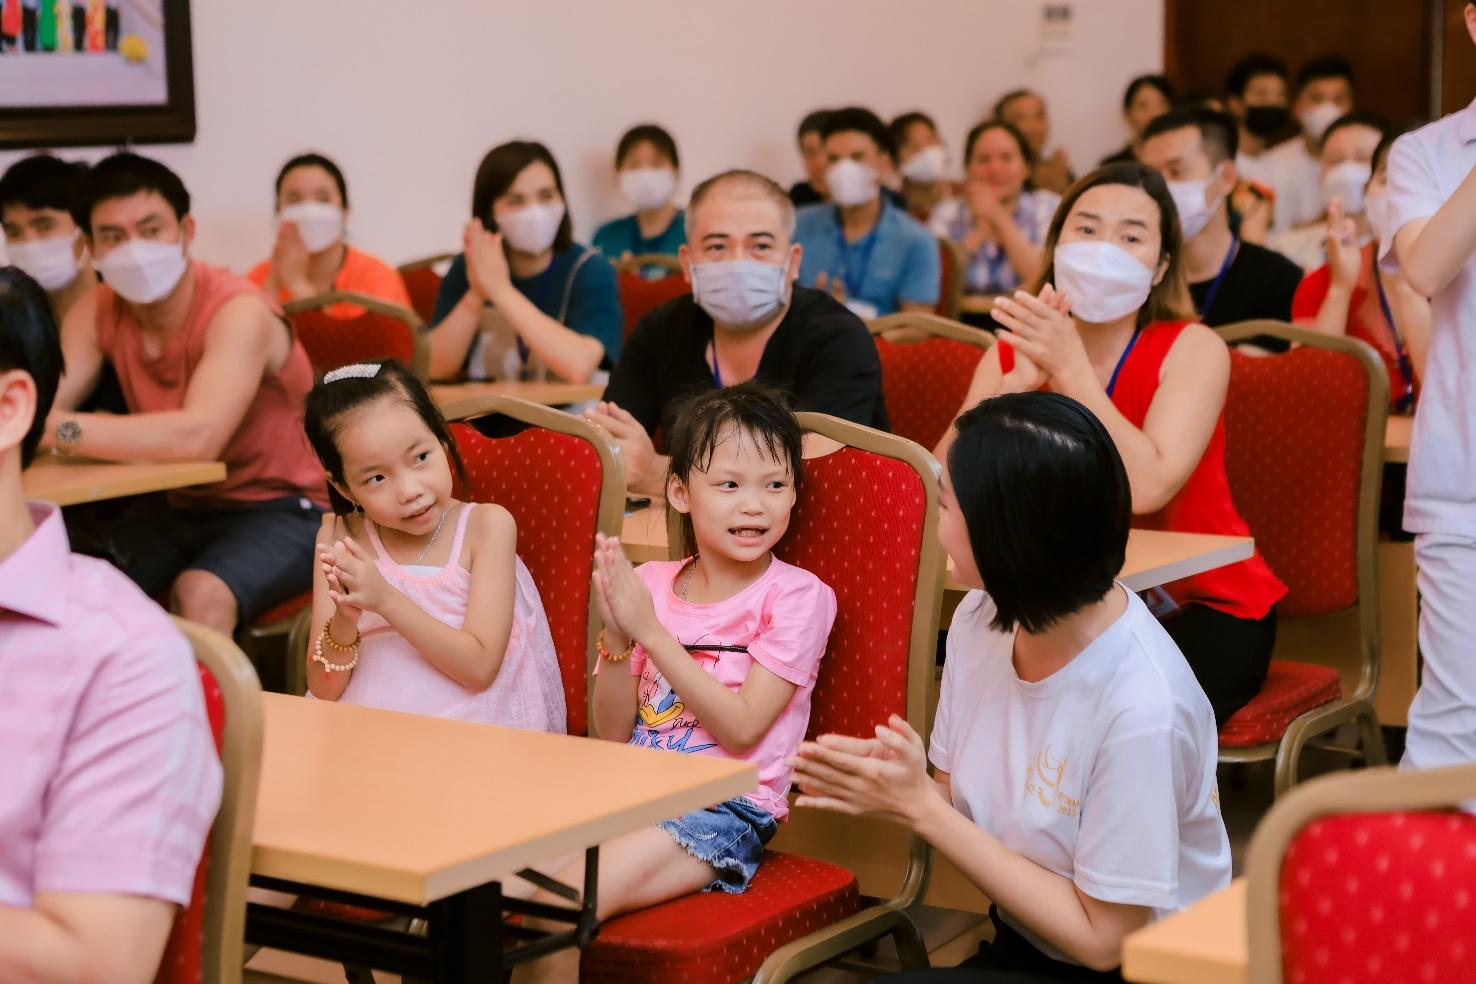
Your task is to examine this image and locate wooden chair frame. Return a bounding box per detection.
[615,253,684,277]
[1245,763,1476,983]
[1217,321,1390,794]
[397,252,458,275]
[868,311,994,350]
[172,617,263,984]
[935,236,968,322]
[282,290,430,381]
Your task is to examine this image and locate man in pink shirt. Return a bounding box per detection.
[0,267,222,983]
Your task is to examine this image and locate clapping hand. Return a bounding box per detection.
[990,283,1081,389]
[790,714,940,827]
[463,218,512,303]
[1324,199,1362,292]
[592,533,659,646]
[319,536,391,617]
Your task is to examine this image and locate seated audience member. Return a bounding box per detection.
[796,392,1231,980]
[931,120,1058,301]
[788,109,833,207]
[1,155,93,326]
[1100,74,1175,166]
[1294,129,1428,409]
[1270,112,1388,270]
[944,162,1287,727]
[1224,53,1291,190]
[428,141,622,382]
[0,266,223,984]
[891,110,953,221]
[1263,55,1355,233]
[995,88,1075,194]
[793,107,941,319]
[592,124,687,277]
[587,170,887,496]
[246,152,410,316]
[1140,109,1303,347]
[47,153,328,634]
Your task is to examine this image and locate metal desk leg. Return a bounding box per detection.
[429,880,503,981]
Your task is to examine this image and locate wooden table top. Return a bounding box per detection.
[252,694,756,905]
[1385,414,1411,464]
[23,457,227,506]
[431,381,603,415]
[958,294,998,315]
[1122,878,1246,984]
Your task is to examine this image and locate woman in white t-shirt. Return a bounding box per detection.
[792,391,1230,981]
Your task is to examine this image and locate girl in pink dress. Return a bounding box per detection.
[300,359,564,733]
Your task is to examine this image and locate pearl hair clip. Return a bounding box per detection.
[323,362,383,384]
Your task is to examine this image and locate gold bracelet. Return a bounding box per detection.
[597,627,636,663]
[314,620,361,672]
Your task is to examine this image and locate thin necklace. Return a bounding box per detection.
[680,555,699,601]
[414,503,456,565]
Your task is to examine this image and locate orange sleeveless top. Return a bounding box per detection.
[95,262,328,508]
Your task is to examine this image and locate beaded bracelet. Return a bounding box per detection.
[313,619,361,672]
[597,627,636,663]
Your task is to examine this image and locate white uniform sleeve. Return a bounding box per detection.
[928,630,959,775]
[1379,131,1442,265]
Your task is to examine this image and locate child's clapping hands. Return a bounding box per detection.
[319,536,392,619]
[591,533,660,647]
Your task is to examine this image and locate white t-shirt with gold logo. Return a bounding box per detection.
[930,586,1231,963]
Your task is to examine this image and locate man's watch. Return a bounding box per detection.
[55,416,81,456]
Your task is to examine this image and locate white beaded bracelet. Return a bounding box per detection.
[314,621,360,672]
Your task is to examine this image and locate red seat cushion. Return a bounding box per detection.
[1218,660,1341,748]
[251,591,311,629]
[581,851,861,983]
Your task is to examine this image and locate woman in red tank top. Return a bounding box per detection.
[944,161,1287,726]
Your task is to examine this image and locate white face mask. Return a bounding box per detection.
[1167,169,1224,240]
[1322,160,1372,215]
[1051,241,1156,324]
[826,159,880,207]
[618,168,677,211]
[691,257,791,330]
[498,201,566,255]
[278,200,345,254]
[900,145,949,184]
[1299,102,1344,142]
[95,237,189,305]
[1364,191,1391,243]
[8,230,82,292]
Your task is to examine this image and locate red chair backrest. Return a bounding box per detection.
[772,447,927,740]
[152,663,226,984]
[935,239,957,318]
[873,335,985,451]
[617,270,690,343]
[449,422,605,735]
[1278,810,1476,983]
[1222,347,1370,618]
[401,266,442,326]
[291,308,418,376]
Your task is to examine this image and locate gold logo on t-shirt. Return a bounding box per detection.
[1025,744,1079,818]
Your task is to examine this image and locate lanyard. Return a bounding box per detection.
[1199,236,1238,321]
[836,205,881,300]
[1373,267,1416,412]
[1105,327,1143,399]
[709,339,723,389]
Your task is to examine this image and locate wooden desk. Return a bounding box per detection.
[959,294,998,316]
[1122,879,1246,984]
[431,380,603,415]
[22,457,227,506]
[1385,414,1411,464]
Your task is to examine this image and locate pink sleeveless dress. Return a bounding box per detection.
[338,503,566,733]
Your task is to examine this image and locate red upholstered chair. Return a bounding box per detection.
[445,397,625,736]
[1217,321,1390,795]
[616,258,690,343]
[868,312,993,452]
[398,252,456,326]
[1245,763,1476,983]
[934,236,967,321]
[283,291,429,380]
[580,413,944,983]
[156,618,263,984]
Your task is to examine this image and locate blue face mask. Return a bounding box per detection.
[690,258,792,330]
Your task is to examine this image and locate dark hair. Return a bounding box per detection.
[820,106,895,158]
[1142,106,1240,162]
[303,360,468,517]
[616,124,680,170]
[1296,54,1354,94]
[275,152,349,209]
[889,111,938,153]
[1033,162,1196,327]
[686,169,796,239]
[1123,74,1175,113]
[796,109,832,143]
[1320,111,1390,152]
[1225,53,1288,99]
[0,154,89,218]
[948,391,1130,634]
[665,382,805,559]
[993,88,1040,120]
[71,152,190,236]
[963,118,1035,171]
[0,268,63,468]
[470,141,573,253]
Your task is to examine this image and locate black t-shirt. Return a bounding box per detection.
[1189,241,1303,352]
[603,286,889,436]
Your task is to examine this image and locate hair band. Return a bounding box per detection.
[322,362,382,384]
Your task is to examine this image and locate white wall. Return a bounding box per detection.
[0,0,1162,272]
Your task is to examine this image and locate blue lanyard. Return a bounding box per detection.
[709,339,723,389]
[1105,327,1143,399]
[1373,267,1416,412]
[836,205,881,300]
[1199,237,1238,321]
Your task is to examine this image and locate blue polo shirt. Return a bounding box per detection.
[794,199,940,316]
[592,209,687,280]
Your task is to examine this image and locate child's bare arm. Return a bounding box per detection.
[307,514,359,701]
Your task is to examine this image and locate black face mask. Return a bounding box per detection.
[1243,105,1291,140]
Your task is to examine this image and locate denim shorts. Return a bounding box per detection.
[658,797,778,894]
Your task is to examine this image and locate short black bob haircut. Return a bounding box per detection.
[71,152,190,237]
[303,359,468,517]
[948,391,1130,634]
[1319,111,1390,153]
[275,152,350,210]
[1225,53,1287,99]
[0,154,89,218]
[888,111,938,152]
[1122,74,1175,113]
[820,106,895,158]
[665,381,805,560]
[1296,54,1354,94]
[470,140,573,254]
[1142,106,1240,164]
[0,267,64,469]
[616,124,680,171]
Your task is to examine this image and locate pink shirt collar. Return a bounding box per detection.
[0,503,70,626]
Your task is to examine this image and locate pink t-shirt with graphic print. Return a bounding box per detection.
[619,557,836,821]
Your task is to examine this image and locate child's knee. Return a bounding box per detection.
[171,569,240,633]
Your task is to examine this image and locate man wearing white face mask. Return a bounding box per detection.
[43,153,329,636]
[1263,55,1356,233]
[891,111,953,222]
[1140,109,1303,348]
[1269,113,1388,271]
[593,125,688,280]
[793,107,941,320]
[588,170,887,496]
